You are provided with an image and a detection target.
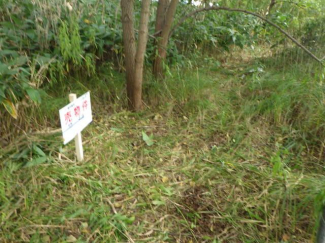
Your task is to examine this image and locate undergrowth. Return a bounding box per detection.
[1,50,325,242]
[1,0,325,241]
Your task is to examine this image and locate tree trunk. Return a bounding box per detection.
[133,0,151,110]
[155,0,169,34]
[121,0,151,111]
[153,0,178,80]
[152,0,169,77]
[121,0,136,109]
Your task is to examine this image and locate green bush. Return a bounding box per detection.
[0,0,122,118]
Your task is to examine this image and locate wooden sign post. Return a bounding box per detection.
[59,92,92,161]
[69,94,84,161]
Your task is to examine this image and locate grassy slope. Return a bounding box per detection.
[1,53,325,242]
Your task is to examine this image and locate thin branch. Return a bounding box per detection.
[170,6,324,65]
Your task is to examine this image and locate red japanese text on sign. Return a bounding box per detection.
[82,100,88,110]
[74,106,81,117]
[65,111,72,124]
[59,92,92,145]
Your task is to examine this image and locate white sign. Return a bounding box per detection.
[59,92,92,144]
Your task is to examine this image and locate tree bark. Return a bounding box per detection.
[155,0,169,34]
[152,0,169,76]
[121,0,136,109]
[153,0,179,80]
[133,0,151,110]
[121,0,151,111]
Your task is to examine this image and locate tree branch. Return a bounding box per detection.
[170,6,324,65]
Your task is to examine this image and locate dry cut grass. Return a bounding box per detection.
[1,57,325,242]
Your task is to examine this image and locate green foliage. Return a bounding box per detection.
[1,0,325,242]
[300,16,325,50]
[142,131,154,146]
[0,0,121,117]
[1,0,324,120]
[58,18,82,65]
[174,10,260,54]
[0,50,34,118]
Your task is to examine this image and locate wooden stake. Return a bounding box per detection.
[69,93,84,161]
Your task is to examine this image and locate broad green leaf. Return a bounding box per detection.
[161,186,174,196]
[20,67,31,75]
[0,50,19,57]
[26,30,36,40]
[113,214,135,224]
[26,88,41,103]
[152,200,165,206]
[12,148,30,160]
[5,68,19,75]
[35,54,52,65]
[9,56,28,66]
[0,63,9,75]
[25,156,47,168]
[0,86,5,98]
[33,144,46,157]
[2,99,17,119]
[142,131,154,146]
[11,15,23,25]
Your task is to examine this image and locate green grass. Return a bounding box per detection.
[1,53,325,242]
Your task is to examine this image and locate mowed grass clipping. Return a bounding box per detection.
[1,56,325,242]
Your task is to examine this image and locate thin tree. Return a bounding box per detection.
[121,1,323,111]
[153,0,179,80]
[153,4,324,79]
[121,0,151,111]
